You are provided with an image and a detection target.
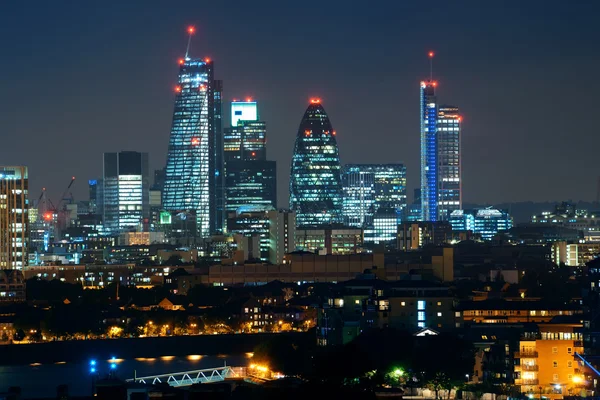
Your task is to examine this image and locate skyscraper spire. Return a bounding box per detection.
[428,51,434,81]
[185,26,195,59]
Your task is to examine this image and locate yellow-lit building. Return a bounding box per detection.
[515,323,584,399]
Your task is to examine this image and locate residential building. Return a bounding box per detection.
[290,100,343,227]
[162,56,224,237]
[0,166,28,269]
[0,269,26,302]
[397,221,452,250]
[102,152,149,233]
[457,300,583,325]
[317,279,457,346]
[437,106,461,220]
[552,242,600,266]
[342,164,407,228]
[515,323,585,398]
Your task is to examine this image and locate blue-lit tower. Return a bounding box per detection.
[162,27,223,237]
[420,72,439,222]
[290,99,343,227]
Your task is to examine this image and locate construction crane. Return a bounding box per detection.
[36,176,76,242]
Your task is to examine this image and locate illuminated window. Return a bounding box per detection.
[355,299,360,305]
[417,300,426,310]
[401,301,406,306]
[437,301,442,306]
[437,312,442,317]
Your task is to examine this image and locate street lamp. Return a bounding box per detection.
[89,360,97,396]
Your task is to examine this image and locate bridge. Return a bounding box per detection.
[126,366,247,387]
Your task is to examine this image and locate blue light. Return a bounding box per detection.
[110,363,117,370]
[90,360,96,366]
[90,367,96,373]
[111,356,116,361]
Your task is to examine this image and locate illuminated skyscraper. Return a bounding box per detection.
[224,101,266,162]
[437,106,461,219]
[0,166,28,269]
[162,34,224,237]
[420,80,438,222]
[224,100,276,213]
[103,152,149,233]
[290,100,343,227]
[342,164,407,228]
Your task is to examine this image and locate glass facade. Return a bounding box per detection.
[449,208,513,240]
[226,206,272,261]
[365,207,399,245]
[103,152,149,233]
[290,101,343,227]
[224,101,275,213]
[420,81,438,222]
[0,166,28,269]
[342,164,407,228]
[437,106,461,220]
[162,58,221,238]
[225,160,276,213]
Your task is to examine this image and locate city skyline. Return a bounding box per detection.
[2,1,600,207]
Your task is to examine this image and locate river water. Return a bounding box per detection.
[0,354,249,398]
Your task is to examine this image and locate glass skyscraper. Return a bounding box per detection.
[290,100,343,227]
[103,152,149,233]
[224,101,276,213]
[420,80,438,222]
[437,106,461,220]
[342,164,407,228]
[162,57,224,237]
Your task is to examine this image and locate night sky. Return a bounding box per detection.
[1,1,599,208]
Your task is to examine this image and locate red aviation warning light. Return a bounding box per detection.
[246,97,252,102]
[199,84,206,91]
[432,81,438,87]
[175,86,182,93]
[304,130,311,137]
[458,116,462,123]
[251,152,256,157]
[428,51,434,58]
[204,58,211,63]
[191,137,200,146]
[178,59,185,65]
[188,26,196,34]
[43,212,53,222]
[310,98,321,104]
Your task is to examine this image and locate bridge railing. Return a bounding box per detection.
[126,366,247,387]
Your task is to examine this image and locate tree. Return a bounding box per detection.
[428,372,450,399]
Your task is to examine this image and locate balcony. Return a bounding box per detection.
[515,379,539,386]
[515,351,538,358]
[515,364,539,371]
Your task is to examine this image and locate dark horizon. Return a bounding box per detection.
[1,0,599,208]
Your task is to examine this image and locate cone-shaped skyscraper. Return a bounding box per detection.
[289,100,343,227]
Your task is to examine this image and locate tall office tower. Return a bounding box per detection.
[0,166,28,269]
[224,100,276,213]
[103,152,149,233]
[88,179,99,214]
[224,101,266,161]
[268,209,296,265]
[342,164,407,228]
[420,80,438,222]
[437,106,462,220]
[213,80,225,234]
[290,99,343,227]
[162,49,223,238]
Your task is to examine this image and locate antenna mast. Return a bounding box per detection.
[185,26,195,59]
[428,51,435,81]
